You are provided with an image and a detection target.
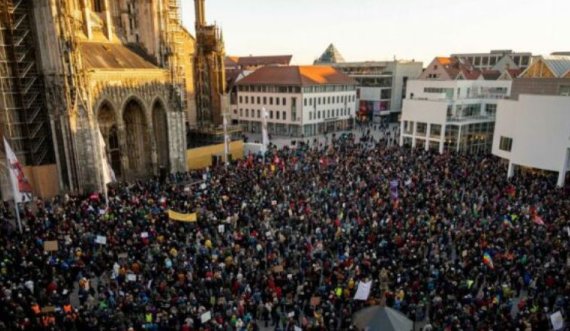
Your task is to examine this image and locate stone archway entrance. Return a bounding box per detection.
[152,100,170,172]
[123,99,151,178]
[97,101,122,178]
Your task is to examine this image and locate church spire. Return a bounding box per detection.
[195,0,206,28]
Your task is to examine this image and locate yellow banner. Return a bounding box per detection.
[167,210,197,222]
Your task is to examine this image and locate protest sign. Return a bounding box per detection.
[201,311,212,323]
[167,210,197,222]
[43,241,58,252]
[550,311,565,331]
[95,235,107,245]
[354,280,372,300]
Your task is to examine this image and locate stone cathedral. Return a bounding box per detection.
[0,0,228,196]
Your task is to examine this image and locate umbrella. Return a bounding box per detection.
[352,306,413,331]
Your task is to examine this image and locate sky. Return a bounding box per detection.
[181,0,570,66]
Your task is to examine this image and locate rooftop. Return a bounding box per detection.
[79,42,159,70]
[237,66,357,86]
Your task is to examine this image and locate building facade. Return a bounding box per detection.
[331,61,423,122]
[235,66,357,137]
[226,55,293,124]
[493,94,570,187]
[313,45,423,123]
[0,0,204,197]
[400,79,511,154]
[492,56,570,187]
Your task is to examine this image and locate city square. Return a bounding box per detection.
[0,0,568,330]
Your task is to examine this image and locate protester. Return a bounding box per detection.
[0,134,568,331]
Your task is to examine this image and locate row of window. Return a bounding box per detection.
[238,86,301,93]
[303,94,355,107]
[424,87,454,95]
[308,108,351,120]
[237,109,294,121]
[239,95,291,106]
[403,121,442,138]
[354,77,393,88]
[238,85,355,93]
[303,85,355,93]
[465,55,530,67]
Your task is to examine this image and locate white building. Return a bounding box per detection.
[492,57,570,187]
[235,66,357,137]
[400,79,512,153]
[493,95,570,187]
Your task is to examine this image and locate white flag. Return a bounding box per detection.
[3,138,32,203]
[97,131,116,184]
[261,107,269,153]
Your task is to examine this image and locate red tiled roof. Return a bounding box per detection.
[236,55,292,67]
[237,66,357,86]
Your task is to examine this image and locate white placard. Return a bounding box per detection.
[201,311,212,323]
[127,274,136,282]
[141,232,149,239]
[218,224,225,234]
[353,280,372,301]
[287,311,295,318]
[550,311,564,331]
[95,235,107,245]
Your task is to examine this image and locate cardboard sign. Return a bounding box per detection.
[118,253,128,259]
[41,306,56,314]
[273,265,284,273]
[550,311,565,331]
[201,311,212,323]
[354,280,372,301]
[44,241,58,252]
[95,235,107,245]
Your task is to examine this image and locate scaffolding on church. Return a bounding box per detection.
[0,0,54,166]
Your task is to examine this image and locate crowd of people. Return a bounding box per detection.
[0,131,569,331]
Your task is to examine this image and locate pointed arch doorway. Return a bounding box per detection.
[97,101,122,178]
[123,98,152,178]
